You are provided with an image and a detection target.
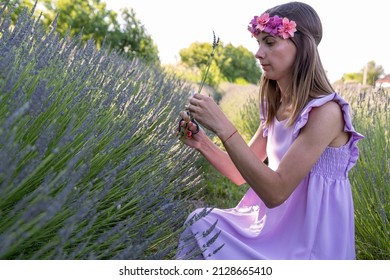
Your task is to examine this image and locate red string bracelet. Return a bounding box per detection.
[222,129,238,144]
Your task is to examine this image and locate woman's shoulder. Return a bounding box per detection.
[309,98,343,117]
[303,99,344,130]
[293,93,349,138]
[303,92,350,116]
[305,100,347,143]
[294,92,363,141]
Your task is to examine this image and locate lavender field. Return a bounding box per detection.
[1,3,388,260]
[0,5,203,259]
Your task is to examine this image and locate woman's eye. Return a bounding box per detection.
[257,38,276,46]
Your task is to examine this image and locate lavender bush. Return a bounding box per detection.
[342,88,389,259]
[0,3,203,259]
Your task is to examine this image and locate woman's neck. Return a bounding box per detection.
[277,77,293,105]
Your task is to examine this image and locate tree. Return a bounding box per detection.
[2,0,35,23]
[219,43,261,84]
[179,41,261,86]
[180,42,218,69]
[342,72,363,83]
[5,0,160,64]
[364,61,384,86]
[179,41,225,87]
[342,60,384,86]
[103,7,160,64]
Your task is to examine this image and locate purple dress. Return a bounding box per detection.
[176,93,364,260]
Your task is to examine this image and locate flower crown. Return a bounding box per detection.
[248,13,297,39]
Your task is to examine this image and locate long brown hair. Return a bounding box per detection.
[260,1,334,127]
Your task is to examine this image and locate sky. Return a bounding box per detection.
[104,0,389,83]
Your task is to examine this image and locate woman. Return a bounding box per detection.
[176,1,363,259]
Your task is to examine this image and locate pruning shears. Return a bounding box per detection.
[178,90,200,138]
[178,111,199,138]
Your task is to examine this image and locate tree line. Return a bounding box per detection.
[5,0,262,86]
[4,0,384,86]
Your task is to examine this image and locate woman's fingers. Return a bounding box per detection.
[180,120,187,130]
[178,117,199,136]
[178,94,209,138]
[188,93,206,106]
[179,110,190,121]
[188,121,198,132]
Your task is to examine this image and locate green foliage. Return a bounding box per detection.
[180,42,215,68]
[343,72,363,83]
[219,43,261,85]
[197,157,249,209]
[6,0,160,64]
[218,83,259,142]
[0,3,203,259]
[179,41,261,88]
[164,63,200,84]
[179,41,225,87]
[237,95,260,141]
[342,60,385,86]
[2,0,28,22]
[109,7,159,64]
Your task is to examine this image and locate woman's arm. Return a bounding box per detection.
[179,112,268,186]
[198,125,267,185]
[221,101,347,208]
[187,94,348,208]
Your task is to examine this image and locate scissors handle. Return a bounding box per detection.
[178,111,199,136]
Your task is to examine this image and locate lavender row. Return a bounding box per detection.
[0,4,202,259]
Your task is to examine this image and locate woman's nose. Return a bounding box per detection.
[255,46,265,60]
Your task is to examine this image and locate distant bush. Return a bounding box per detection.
[218,83,259,142]
[0,3,202,259]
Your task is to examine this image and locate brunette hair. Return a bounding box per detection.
[260,1,334,127]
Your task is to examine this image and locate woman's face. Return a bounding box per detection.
[255,32,297,83]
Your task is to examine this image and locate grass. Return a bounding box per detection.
[195,156,249,209]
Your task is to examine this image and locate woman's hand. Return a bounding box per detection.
[185,93,235,140]
[177,110,207,150]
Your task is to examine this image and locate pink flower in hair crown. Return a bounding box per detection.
[248,13,297,39]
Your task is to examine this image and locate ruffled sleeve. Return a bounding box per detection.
[293,93,364,171]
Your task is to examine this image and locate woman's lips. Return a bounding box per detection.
[261,64,270,70]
